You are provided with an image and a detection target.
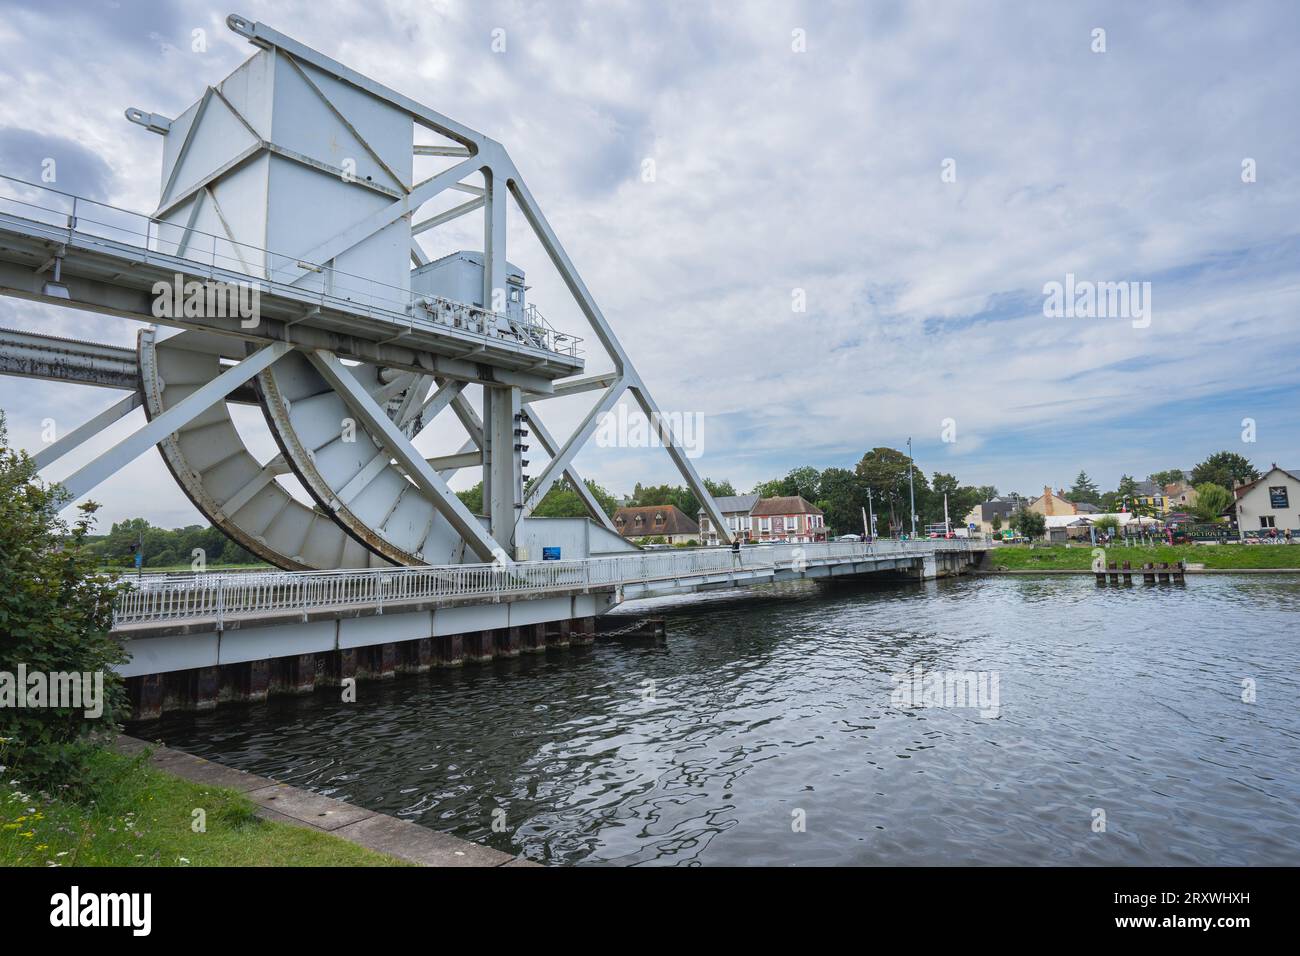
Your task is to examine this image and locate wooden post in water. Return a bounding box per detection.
[1143,562,1156,585]
[1121,560,1133,585]
[1173,560,1186,584]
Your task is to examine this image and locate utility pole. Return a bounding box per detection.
[907,437,917,538]
[943,492,950,535]
[865,487,875,541]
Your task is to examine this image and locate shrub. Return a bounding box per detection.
[1010,507,1046,538]
[0,414,127,792]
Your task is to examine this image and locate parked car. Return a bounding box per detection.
[838,534,861,542]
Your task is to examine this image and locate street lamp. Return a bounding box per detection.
[907,436,917,538]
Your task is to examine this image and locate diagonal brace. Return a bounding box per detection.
[307,349,501,562]
[61,342,290,501]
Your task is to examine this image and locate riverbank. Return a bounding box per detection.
[986,543,1300,571]
[0,741,403,867]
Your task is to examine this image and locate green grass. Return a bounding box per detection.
[0,746,405,867]
[990,543,1300,571]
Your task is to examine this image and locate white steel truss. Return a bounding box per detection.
[11,12,730,569]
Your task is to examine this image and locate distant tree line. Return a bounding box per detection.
[98,450,1264,558]
[87,518,261,569]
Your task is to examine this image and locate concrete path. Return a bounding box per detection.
[116,735,539,867]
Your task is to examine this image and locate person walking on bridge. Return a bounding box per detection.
[731,537,742,566]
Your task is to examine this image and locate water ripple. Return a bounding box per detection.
[144,574,1300,865]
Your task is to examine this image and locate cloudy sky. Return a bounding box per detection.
[1,0,1298,529]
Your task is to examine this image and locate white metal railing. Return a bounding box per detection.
[0,173,583,359]
[111,539,983,628]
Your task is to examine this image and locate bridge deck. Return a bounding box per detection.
[113,540,988,637]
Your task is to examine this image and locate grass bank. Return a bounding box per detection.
[989,543,1300,571]
[0,745,403,867]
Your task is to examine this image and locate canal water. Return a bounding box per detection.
[144,574,1300,866]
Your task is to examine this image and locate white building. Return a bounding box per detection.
[1232,466,1300,536]
[698,494,759,546]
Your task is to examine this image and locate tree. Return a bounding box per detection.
[1149,469,1186,488]
[456,481,483,514]
[750,467,819,502]
[462,478,620,519]
[926,472,982,528]
[702,478,736,499]
[1010,507,1046,538]
[1191,452,1259,491]
[1191,483,1233,523]
[1114,474,1139,512]
[0,413,127,790]
[990,513,1003,534]
[1092,515,1120,537]
[1066,470,1100,505]
[975,485,999,503]
[530,478,618,519]
[855,447,928,534]
[627,482,699,517]
[781,466,821,503]
[816,466,866,535]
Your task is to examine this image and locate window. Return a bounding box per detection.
[654,513,665,526]
[510,288,520,302]
[785,516,798,531]
[1269,486,1290,509]
[760,517,771,532]
[1261,516,1276,528]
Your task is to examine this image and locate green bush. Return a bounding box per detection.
[0,414,127,792]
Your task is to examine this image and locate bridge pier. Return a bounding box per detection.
[570,617,596,645]
[400,638,435,674]
[195,666,221,710]
[435,633,464,668]
[521,623,547,653]
[247,660,271,703]
[498,627,522,658]
[544,620,569,649]
[463,631,495,664]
